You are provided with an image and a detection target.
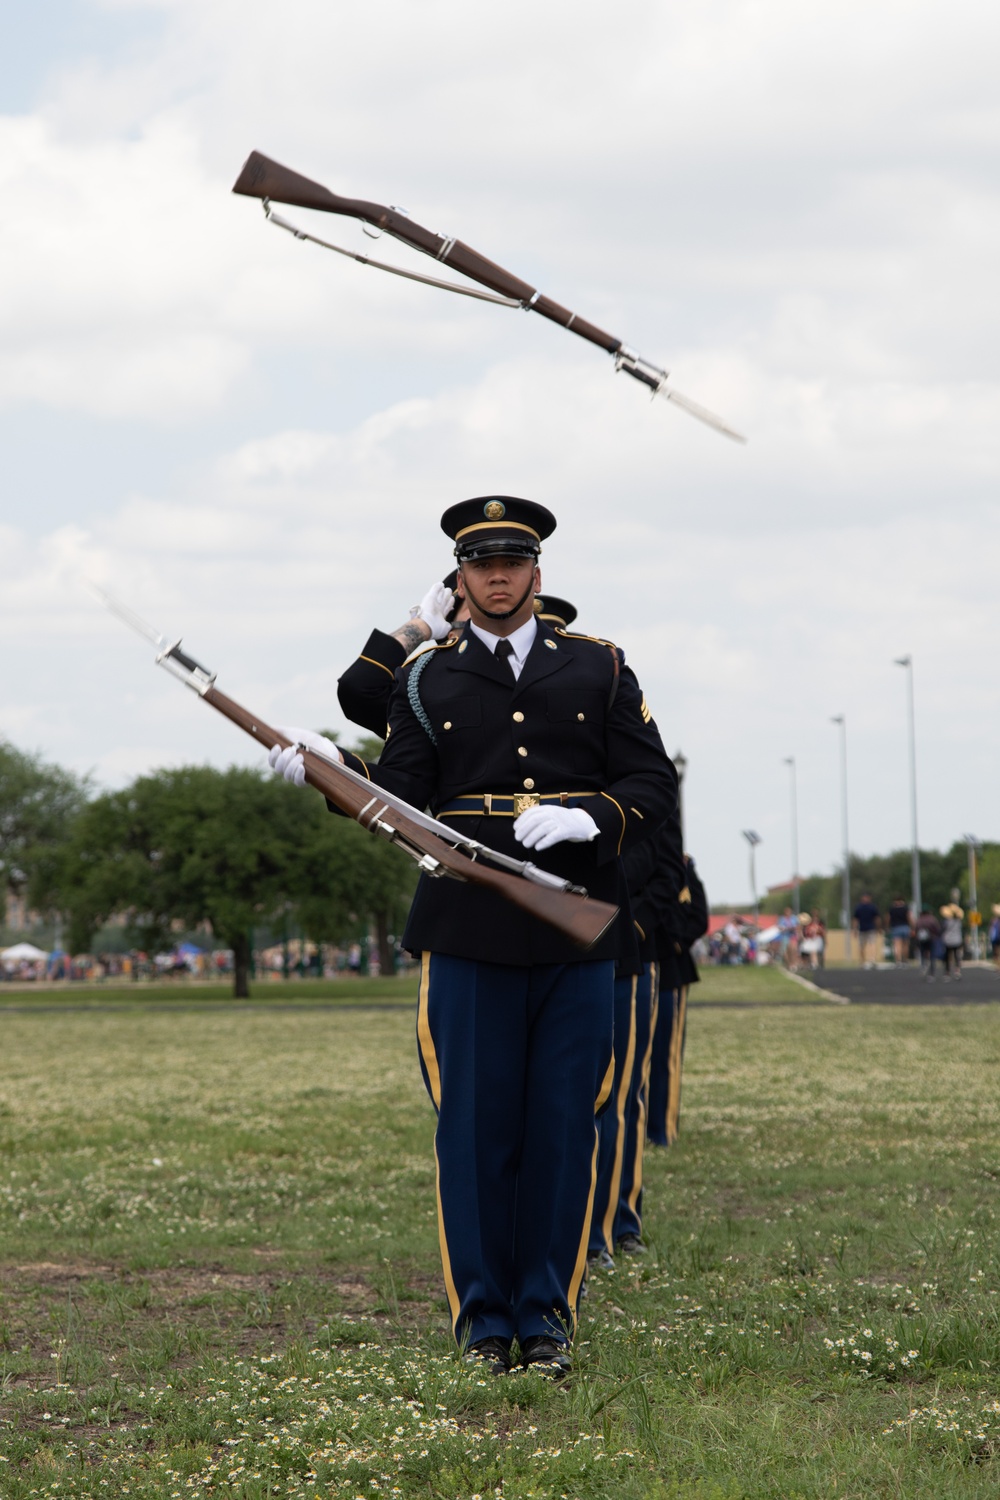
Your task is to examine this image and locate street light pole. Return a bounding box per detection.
[742,830,762,948]
[674,749,688,846]
[964,834,982,959]
[893,655,922,917]
[783,756,799,918]
[830,716,851,960]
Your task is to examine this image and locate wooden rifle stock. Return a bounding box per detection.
[202,684,619,952]
[232,151,622,355]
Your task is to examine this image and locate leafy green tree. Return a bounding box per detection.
[763,842,991,926]
[55,766,310,994]
[0,740,88,913]
[53,764,417,995]
[296,812,416,975]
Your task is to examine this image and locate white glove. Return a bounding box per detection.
[513,804,599,851]
[267,726,342,787]
[415,580,456,641]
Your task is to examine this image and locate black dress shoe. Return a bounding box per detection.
[587,1247,615,1272]
[464,1336,512,1375]
[616,1233,647,1255]
[520,1335,572,1378]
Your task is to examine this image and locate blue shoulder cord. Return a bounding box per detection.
[406,650,438,745]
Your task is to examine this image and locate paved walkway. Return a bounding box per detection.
[799,963,1000,1005]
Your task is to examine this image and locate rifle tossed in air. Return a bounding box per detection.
[231,151,745,443]
[95,589,619,952]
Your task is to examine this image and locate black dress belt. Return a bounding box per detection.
[436,791,600,817]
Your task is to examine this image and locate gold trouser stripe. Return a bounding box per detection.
[416,953,441,1109]
[600,791,627,854]
[665,984,688,1145]
[601,978,637,1252]
[628,962,658,1218]
[358,652,396,679]
[567,1123,602,1328]
[434,1139,462,1334]
[595,1050,615,1113]
[418,955,460,1332]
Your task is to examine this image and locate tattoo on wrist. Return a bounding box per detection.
[392,621,429,651]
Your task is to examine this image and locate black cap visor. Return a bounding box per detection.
[455,534,541,562]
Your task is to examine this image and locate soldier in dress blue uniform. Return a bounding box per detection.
[647,853,709,1148]
[588,811,683,1267]
[271,496,676,1376]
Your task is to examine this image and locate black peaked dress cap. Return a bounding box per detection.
[532,594,577,629]
[441,496,556,560]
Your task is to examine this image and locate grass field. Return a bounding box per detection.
[1,967,999,1498]
[0,973,420,1009]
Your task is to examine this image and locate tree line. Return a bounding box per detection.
[0,738,416,997]
[759,842,1000,925]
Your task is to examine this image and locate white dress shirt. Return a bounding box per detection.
[469,616,538,680]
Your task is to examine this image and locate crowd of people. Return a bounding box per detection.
[852,890,999,980]
[702,910,828,970]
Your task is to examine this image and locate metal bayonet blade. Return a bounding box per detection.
[657,383,747,444]
[90,583,171,650]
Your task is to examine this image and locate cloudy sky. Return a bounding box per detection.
[3,0,998,904]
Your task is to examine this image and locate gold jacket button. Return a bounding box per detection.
[523,777,535,789]
[577,712,585,721]
[517,746,528,757]
[512,711,524,722]
[443,721,452,730]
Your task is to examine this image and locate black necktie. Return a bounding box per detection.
[494,639,517,680]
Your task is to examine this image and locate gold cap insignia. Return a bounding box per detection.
[483,500,506,521]
[533,598,544,613]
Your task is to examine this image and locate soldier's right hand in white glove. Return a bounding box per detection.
[513,804,599,851]
[268,726,342,787]
[415,580,456,641]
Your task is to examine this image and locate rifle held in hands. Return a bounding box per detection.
[96,589,619,952]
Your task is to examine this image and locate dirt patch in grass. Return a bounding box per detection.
[0,1259,362,1349]
[0,1257,447,1421]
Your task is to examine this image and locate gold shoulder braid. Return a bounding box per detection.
[403,634,461,668]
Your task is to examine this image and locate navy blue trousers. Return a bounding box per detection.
[647,982,688,1147]
[589,963,657,1254]
[416,952,615,1348]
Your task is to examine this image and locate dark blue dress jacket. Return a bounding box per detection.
[338,620,677,968]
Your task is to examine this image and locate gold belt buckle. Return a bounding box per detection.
[513,792,541,817]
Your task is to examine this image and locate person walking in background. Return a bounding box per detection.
[939,892,965,981]
[799,912,826,970]
[853,893,881,969]
[990,905,1000,970]
[886,895,913,967]
[777,905,799,970]
[915,907,942,980]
